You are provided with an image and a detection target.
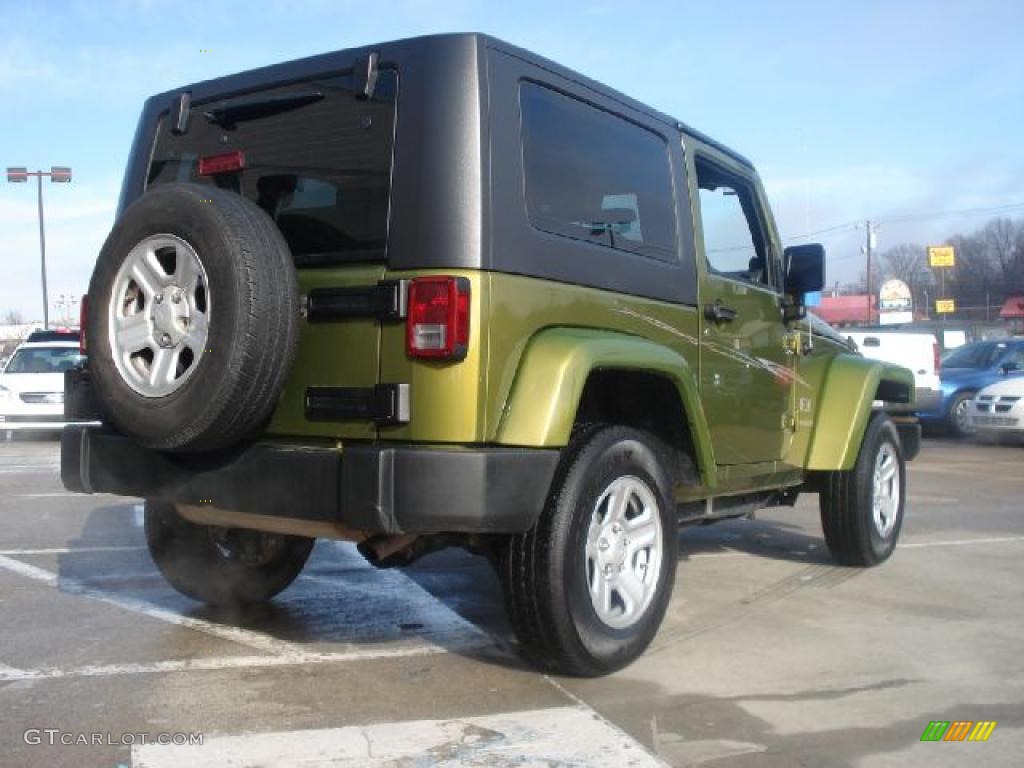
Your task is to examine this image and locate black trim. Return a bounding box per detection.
[895,421,921,462]
[61,426,560,534]
[306,280,406,322]
[305,384,409,424]
[64,366,104,421]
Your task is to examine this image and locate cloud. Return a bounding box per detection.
[0,179,119,321]
[762,162,1024,282]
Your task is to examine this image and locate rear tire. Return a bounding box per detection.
[820,414,906,566]
[499,426,679,676]
[144,500,313,605]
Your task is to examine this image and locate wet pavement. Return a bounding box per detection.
[1,435,1021,766]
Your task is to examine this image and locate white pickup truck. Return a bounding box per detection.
[845,328,942,414]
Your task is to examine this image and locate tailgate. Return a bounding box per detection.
[144,67,399,439]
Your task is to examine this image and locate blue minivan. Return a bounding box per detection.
[920,339,1024,436]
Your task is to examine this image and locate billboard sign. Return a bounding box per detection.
[928,245,955,268]
[879,279,913,324]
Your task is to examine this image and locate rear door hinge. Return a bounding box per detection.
[306,280,407,322]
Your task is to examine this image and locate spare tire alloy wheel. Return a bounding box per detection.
[109,234,210,397]
[87,183,299,452]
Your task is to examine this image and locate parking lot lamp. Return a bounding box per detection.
[6,166,73,329]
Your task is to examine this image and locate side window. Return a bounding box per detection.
[520,82,677,261]
[695,156,772,288]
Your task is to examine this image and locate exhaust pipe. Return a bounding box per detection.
[357,534,419,568]
[357,533,463,568]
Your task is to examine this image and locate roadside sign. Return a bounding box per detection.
[935,299,956,314]
[928,246,955,268]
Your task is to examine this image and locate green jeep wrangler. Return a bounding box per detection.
[62,33,918,676]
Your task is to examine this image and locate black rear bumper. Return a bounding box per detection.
[61,426,559,534]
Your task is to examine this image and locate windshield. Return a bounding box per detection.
[942,342,1008,370]
[5,347,85,374]
[147,70,397,267]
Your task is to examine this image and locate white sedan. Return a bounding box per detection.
[971,376,1024,443]
[0,341,88,432]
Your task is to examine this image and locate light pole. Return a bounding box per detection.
[6,166,73,329]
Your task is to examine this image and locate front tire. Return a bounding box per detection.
[947,392,976,438]
[820,414,906,566]
[144,501,314,605]
[500,426,679,677]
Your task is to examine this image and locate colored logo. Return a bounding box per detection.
[920,721,996,742]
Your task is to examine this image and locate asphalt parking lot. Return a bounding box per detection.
[0,435,1022,767]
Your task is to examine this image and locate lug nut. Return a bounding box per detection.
[155,293,164,304]
[603,564,613,575]
[598,538,609,551]
[160,333,172,347]
[171,291,182,304]
[612,524,621,534]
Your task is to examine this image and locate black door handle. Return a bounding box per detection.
[704,301,738,323]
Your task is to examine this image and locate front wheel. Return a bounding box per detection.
[144,501,314,605]
[820,414,906,566]
[947,392,976,438]
[499,426,679,677]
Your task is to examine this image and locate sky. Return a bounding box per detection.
[1,0,1022,322]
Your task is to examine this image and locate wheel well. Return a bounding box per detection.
[875,378,912,404]
[573,369,695,458]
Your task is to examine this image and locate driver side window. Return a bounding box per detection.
[695,156,773,289]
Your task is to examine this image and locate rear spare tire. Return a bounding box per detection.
[86,183,299,452]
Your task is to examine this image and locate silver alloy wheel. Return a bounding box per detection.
[107,234,210,398]
[953,397,975,435]
[872,441,901,538]
[585,475,664,629]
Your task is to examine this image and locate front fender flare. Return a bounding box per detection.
[494,328,716,486]
[806,354,914,471]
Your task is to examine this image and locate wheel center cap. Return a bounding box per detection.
[152,285,190,346]
[598,526,628,571]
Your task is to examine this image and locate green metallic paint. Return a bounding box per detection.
[803,354,914,471]
[494,326,716,485]
[267,264,386,440]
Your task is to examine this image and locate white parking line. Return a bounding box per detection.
[11,492,86,498]
[684,535,1024,559]
[899,535,1024,549]
[0,545,146,556]
[0,545,493,680]
[0,554,301,655]
[0,644,476,682]
[132,705,668,768]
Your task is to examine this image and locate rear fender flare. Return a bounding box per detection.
[494,328,716,486]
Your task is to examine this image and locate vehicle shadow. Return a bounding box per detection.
[51,503,839,675]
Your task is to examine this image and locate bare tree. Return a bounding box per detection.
[2,309,25,325]
[982,218,1024,291]
[881,244,926,285]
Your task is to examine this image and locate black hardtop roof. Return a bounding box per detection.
[152,32,753,170]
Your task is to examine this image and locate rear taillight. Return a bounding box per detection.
[79,294,89,354]
[406,277,470,360]
[933,341,940,374]
[198,150,246,176]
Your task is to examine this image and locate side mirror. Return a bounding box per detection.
[1000,362,1020,376]
[784,244,826,296]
